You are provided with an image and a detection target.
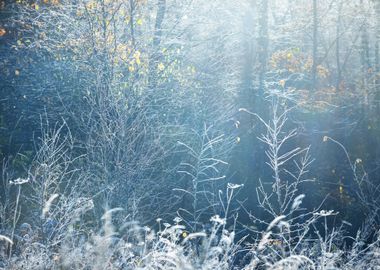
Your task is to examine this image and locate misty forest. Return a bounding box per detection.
[1,0,380,269]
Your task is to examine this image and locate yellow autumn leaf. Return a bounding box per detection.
[136,18,143,25]
[86,1,96,9]
[157,62,165,71]
[134,51,141,65]
[34,4,39,10]
[317,65,329,78]
[128,65,135,72]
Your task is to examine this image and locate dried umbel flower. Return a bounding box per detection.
[9,177,30,185]
[314,210,337,217]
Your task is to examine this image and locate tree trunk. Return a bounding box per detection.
[360,0,370,107]
[312,0,318,91]
[240,1,256,109]
[375,0,380,110]
[336,0,342,91]
[258,0,268,93]
[148,0,166,90]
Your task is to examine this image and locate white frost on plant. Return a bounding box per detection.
[0,235,13,245]
[227,183,244,189]
[258,231,272,251]
[210,215,226,225]
[173,217,182,224]
[267,215,286,231]
[42,193,59,219]
[291,194,305,210]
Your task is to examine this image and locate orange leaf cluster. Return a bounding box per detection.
[0,27,6,36]
[270,49,312,74]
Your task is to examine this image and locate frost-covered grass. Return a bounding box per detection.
[2,210,380,269]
